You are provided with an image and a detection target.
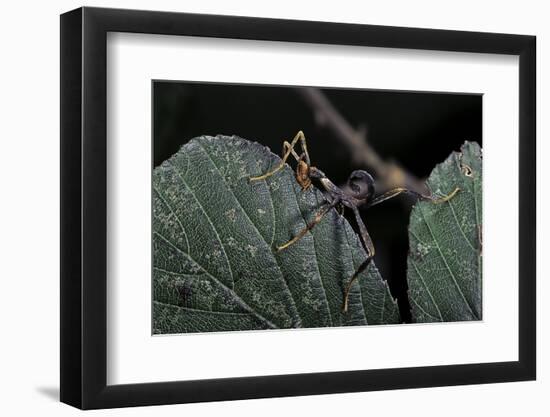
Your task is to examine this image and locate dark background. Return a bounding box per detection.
[153,81,482,322]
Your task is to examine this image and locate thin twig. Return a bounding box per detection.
[297,87,427,195]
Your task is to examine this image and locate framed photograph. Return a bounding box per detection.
[60,6,536,409]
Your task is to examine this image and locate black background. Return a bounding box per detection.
[153,81,482,322]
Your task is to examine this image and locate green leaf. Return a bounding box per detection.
[152,135,399,334]
[407,141,482,323]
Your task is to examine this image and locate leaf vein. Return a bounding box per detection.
[418,206,476,318]
[447,197,476,252]
[154,301,262,318]
[171,161,235,288]
[410,259,444,321]
[295,190,335,326]
[342,222,369,325]
[153,185,190,253]
[410,297,440,322]
[154,231,277,328]
[196,141,302,326]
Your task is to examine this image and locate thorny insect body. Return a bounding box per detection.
[250,131,460,313]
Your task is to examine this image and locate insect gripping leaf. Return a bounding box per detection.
[407,142,482,323]
[153,135,399,334]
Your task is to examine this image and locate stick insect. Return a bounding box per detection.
[250,131,459,313]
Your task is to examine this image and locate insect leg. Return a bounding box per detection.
[283,141,301,163]
[276,200,338,252]
[342,207,375,313]
[280,130,311,165]
[295,130,311,166]
[366,186,460,208]
[249,130,308,182]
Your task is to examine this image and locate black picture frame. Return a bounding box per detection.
[60,6,536,410]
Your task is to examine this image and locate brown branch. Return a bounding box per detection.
[297,87,428,194]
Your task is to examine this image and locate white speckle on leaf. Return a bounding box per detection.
[188,262,202,274]
[225,208,237,222]
[245,244,258,257]
[416,242,431,257]
[252,291,262,303]
[269,181,280,191]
